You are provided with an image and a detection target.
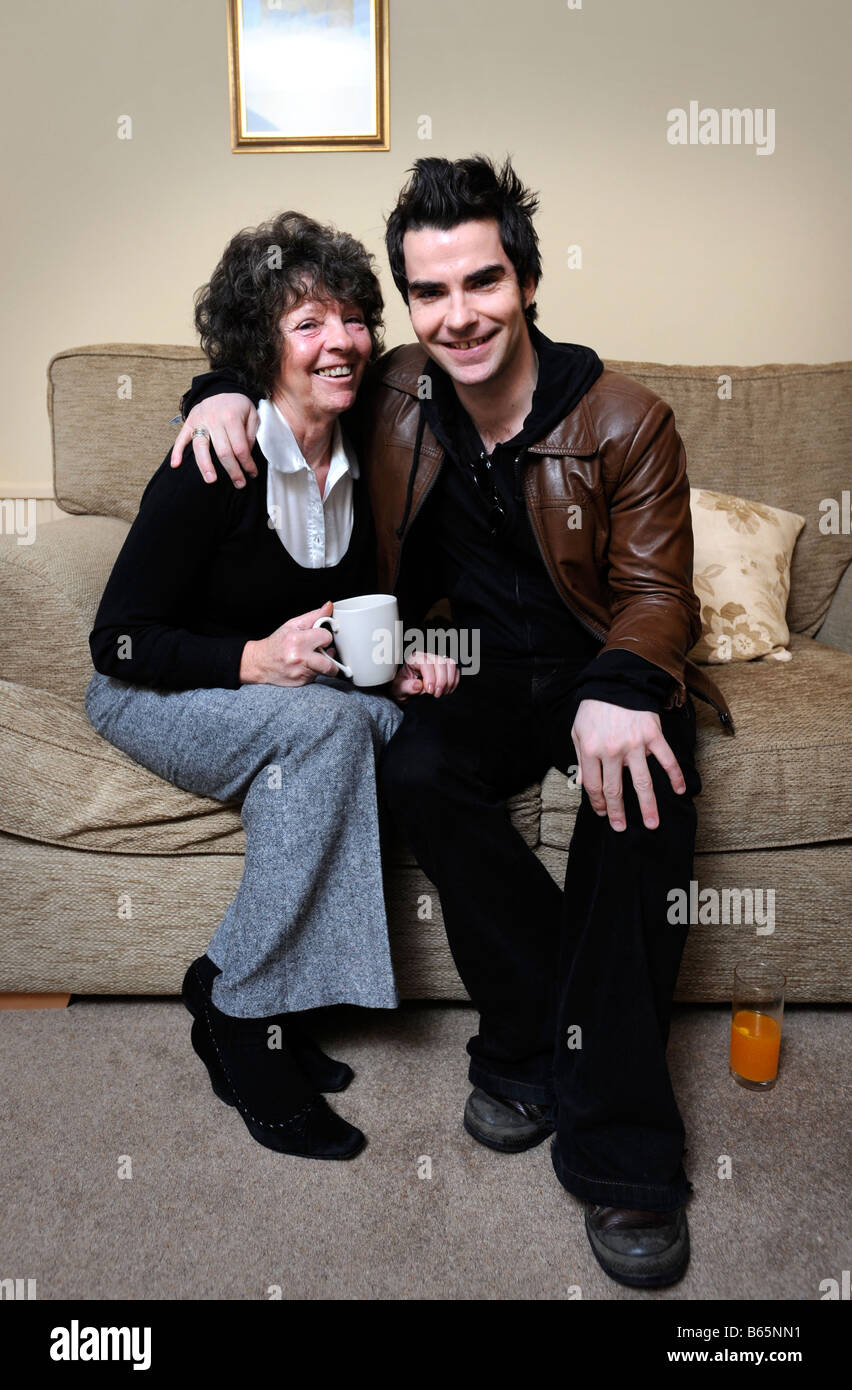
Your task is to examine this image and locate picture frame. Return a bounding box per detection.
[227,0,390,153]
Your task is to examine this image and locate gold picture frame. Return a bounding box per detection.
[227,0,389,153]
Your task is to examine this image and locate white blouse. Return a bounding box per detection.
[257,397,359,569]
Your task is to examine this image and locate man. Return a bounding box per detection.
[172,156,733,1288]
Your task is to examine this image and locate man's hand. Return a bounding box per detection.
[390,652,460,705]
[571,698,686,832]
[239,602,339,686]
[171,394,259,487]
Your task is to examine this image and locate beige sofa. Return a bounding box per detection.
[1,346,850,1001]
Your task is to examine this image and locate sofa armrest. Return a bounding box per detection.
[0,514,129,702]
[815,562,852,655]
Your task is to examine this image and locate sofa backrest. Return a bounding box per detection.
[49,346,851,637]
[605,360,851,637]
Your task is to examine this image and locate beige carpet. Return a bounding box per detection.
[0,1000,848,1301]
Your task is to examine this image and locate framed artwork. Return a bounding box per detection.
[227,0,389,153]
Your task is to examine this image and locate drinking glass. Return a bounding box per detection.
[730,962,786,1091]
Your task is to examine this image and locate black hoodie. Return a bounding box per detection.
[402,323,675,710]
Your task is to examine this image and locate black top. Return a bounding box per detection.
[89,442,376,691]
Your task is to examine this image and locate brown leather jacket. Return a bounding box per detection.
[355,344,733,732]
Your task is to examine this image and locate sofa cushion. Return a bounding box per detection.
[0,678,540,858]
[688,488,804,663]
[816,560,852,655]
[48,344,207,524]
[541,634,852,855]
[605,359,852,638]
[0,679,246,855]
[0,516,129,702]
[3,635,847,862]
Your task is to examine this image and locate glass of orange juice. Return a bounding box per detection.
[730,962,786,1091]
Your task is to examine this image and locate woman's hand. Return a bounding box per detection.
[240,602,339,686]
[171,394,259,487]
[390,651,460,705]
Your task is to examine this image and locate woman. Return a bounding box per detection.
[86,212,457,1160]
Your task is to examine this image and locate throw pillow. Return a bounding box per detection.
[689,488,805,664]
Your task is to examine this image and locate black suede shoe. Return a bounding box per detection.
[584,1203,690,1288]
[463,1086,556,1153]
[182,955,353,1092]
[278,1023,354,1094]
[189,1016,235,1108]
[182,955,222,1026]
[181,957,364,1160]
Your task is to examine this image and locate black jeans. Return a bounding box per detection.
[380,656,701,1211]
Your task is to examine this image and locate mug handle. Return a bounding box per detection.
[311,616,353,679]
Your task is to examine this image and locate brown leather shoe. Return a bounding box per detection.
[584,1203,690,1288]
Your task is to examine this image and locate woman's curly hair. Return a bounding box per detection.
[194,211,385,398]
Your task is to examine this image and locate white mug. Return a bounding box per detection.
[312,594,400,687]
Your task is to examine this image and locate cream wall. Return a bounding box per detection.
[1,0,849,497]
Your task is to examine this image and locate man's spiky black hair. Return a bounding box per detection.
[385,155,542,324]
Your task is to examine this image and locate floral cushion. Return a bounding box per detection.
[689,489,805,664]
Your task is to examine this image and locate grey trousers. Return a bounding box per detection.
[85,670,404,1018]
